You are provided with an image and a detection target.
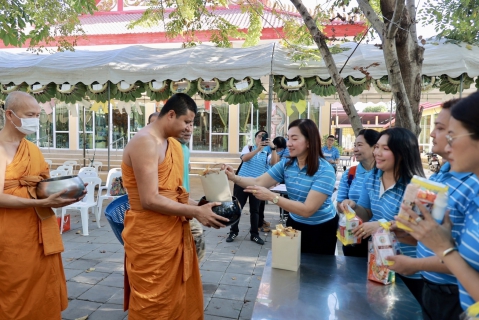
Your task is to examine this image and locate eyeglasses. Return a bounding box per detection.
[446,132,474,146]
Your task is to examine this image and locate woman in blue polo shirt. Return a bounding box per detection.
[223,119,337,255]
[337,129,379,257]
[398,92,479,312]
[340,127,426,306]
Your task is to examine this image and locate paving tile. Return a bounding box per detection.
[213,284,248,301]
[71,271,111,285]
[245,287,259,302]
[239,300,255,320]
[64,259,101,270]
[202,283,219,295]
[62,250,92,260]
[203,294,212,310]
[107,290,125,305]
[207,252,235,262]
[204,297,243,319]
[219,272,252,286]
[63,241,83,250]
[205,314,234,320]
[62,299,102,320]
[104,252,124,263]
[252,265,264,276]
[85,303,126,320]
[81,250,115,260]
[69,243,104,252]
[67,281,93,299]
[64,268,84,281]
[94,236,116,244]
[96,243,124,253]
[201,261,230,272]
[98,272,124,288]
[225,262,255,275]
[200,270,224,284]
[249,274,262,288]
[78,284,123,303]
[69,236,96,243]
[93,261,124,273]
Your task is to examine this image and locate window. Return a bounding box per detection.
[55,104,69,148]
[211,103,229,152]
[192,107,210,151]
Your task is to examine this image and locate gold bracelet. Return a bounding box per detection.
[440,247,458,263]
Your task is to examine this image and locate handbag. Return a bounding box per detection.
[110,177,127,196]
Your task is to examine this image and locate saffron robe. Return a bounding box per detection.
[0,139,68,320]
[122,137,203,320]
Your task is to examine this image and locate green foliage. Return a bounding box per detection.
[305,76,337,96]
[0,0,97,52]
[55,82,87,104]
[362,105,388,113]
[344,76,370,96]
[242,3,263,47]
[145,80,172,102]
[419,0,479,44]
[438,73,474,94]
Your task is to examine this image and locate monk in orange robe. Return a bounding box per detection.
[121,93,228,319]
[0,92,84,319]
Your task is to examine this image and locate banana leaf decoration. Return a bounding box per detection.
[344,76,370,96]
[305,76,337,97]
[223,77,265,108]
[145,80,171,102]
[373,75,439,94]
[0,82,28,100]
[273,76,308,103]
[116,81,145,102]
[55,82,87,104]
[87,81,119,103]
[197,78,227,101]
[27,82,57,103]
[439,74,474,94]
[170,79,197,97]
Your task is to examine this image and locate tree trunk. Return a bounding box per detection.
[289,0,364,136]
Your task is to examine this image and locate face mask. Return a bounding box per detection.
[10,111,39,135]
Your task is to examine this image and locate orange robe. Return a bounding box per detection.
[122,137,203,320]
[0,139,68,320]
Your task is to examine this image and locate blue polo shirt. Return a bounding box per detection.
[238,145,270,178]
[458,195,479,310]
[357,168,421,279]
[181,143,190,192]
[267,157,336,225]
[321,146,340,164]
[337,163,372,203]
[417,163,479,284]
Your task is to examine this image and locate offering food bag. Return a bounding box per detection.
[272,224,301,271]
[198,168,232,202]
[397,175,448,231]
[337,205,363,246]
[367,220,400,285]
[460,302,479,320]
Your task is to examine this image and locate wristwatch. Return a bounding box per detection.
[272,195,280,204]
[271,147,277,151]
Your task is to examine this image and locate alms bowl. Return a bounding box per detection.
[36,175,85,199]
[198,196,242,226]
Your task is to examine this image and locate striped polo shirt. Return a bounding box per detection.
[417,163,479,284]
[181,143,190,192]
[267,157,336,225]
[337,163,372,203]
[321,146,340,163]
[458,195,479,310]
[238,145,270,178]
[357,168,421,279]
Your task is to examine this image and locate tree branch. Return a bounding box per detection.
[406,0,419,46]
[387,0,406,39]
[357,0,385,42]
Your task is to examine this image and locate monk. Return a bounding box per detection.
[122,93,228,319]
[0,92,84,319]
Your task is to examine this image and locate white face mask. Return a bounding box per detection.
[10,111,39,135]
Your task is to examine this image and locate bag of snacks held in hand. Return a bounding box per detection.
[460,302,479,320]
[367,220,401,285]
[272,224,301,272]
[337,205,363,246]
[396,175,448,231]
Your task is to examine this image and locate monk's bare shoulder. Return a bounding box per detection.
[123,128,164,166]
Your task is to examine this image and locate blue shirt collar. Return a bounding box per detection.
[440,161,474,180]
[356,163,369,174]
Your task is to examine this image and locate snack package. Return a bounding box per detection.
[198,168,232,202]
[460,302,479,320]
[396,175,448,231]
[337,205,363,246]
[367,220,400,285]
[272,224,301,271]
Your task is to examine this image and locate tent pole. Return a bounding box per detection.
[267,74,273,136]
[83,105,86,167]
[108,83,111,172]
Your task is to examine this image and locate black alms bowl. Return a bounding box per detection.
[198,196,242,226]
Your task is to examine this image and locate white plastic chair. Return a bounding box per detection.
[61,177,102,236]
[45,159,53,170]
[92,161,103,172]
[56,165,73,176]
[49,169,66,177]
[97,168,123,216]
[78,167,98,177]
[63,160,79,173]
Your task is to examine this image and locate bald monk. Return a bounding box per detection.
[0,92,85,319]
[122,93,228,319]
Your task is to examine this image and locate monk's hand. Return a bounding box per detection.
[195,202,229,229]
[42,189,87,208]
[221,164,236,181]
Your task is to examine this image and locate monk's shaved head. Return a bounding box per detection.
[5,91,37,113]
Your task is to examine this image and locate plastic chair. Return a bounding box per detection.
[45,159,52,170]
[60,177,102,236]
[56,165,73,176]
[78,167,98,179]
[104,194,129,245]
[92,161,103,172]
[97,168,123,216]
[49,169,66,177]
[63,160,78,173]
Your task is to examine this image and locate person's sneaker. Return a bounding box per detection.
[251,236,265,245]
[261,226,271,232]
[262,220,271,227]
[226,233,238,242]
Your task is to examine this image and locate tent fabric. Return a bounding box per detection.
[1,40,479,86]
